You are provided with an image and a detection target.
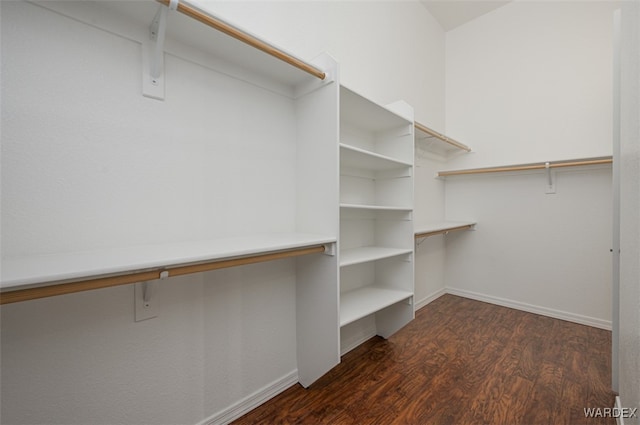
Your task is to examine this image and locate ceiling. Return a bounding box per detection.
[420,1,512,31]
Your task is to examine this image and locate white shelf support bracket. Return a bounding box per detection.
[323,243,336,256]
[142,280,154,303]
[294,52,338,98]
[142,0,178,100]
[545,162,557,194]
[135,271,168,322]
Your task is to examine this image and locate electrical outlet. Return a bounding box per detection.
[135,281,159,322]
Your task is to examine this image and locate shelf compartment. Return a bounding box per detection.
[340,286,412,327]
[339,143,412,209]
[340,87,412,133]
[340,208,413,254]
[340,246,412,267]
[415,221,476,239]
[1,233,335,304]
[340,87,413,164]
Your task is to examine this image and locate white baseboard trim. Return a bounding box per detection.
[445,287,612,330]
[198,370,299,425]
[415,287,446,311]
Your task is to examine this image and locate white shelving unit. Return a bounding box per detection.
[2,0,446,405]
[338,86,415,351]
[1,0,340,389]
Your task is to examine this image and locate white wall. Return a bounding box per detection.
[0,1,445,424]
[618,0,640,418]
[445,166,613,328]
[445,0,616,170]
[196,0,449,354]
[443,1,617,328]
[414,155,447,308]
[195,0,446,130]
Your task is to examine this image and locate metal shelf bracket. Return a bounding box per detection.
[545,162,556,194]
[142,0,178,100]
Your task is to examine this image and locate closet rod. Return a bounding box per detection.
[415,224,475,239]
[155,0,326,80]
[0,245,326,305]
[414,122,471,152]
[438,157,613,177]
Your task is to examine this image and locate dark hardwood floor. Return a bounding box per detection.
[232,294,615,424]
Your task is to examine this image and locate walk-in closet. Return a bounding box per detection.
[1,0,638,424]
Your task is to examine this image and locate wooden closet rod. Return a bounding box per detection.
[438,157,613,177]
[414,122,471,152]
[156,0,326,80]
[0,245,326,305]
[415,224,475,239]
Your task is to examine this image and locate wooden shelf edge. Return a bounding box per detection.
[0,245,326,305]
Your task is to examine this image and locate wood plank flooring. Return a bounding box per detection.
[232,294,615,424]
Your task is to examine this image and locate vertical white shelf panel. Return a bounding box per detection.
[338,86,415,351]
[293,53,341,387]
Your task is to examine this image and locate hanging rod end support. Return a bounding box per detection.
[323,242,336,256]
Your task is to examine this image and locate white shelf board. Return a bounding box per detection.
[340,86,412,132]
[340,144,411,170]
[414,221,476,237]
[1,233,336,290]
[415,134,463,156]
[340,286,413,327]
[340,246,413,267]
[40,0,322,92]
[340,203,412,212]
[414,124,470,156]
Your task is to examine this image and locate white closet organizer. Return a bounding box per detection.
[414,121,471,158]
[339,86,415,346]
[1,0,340,387]
[413,121,475,241]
